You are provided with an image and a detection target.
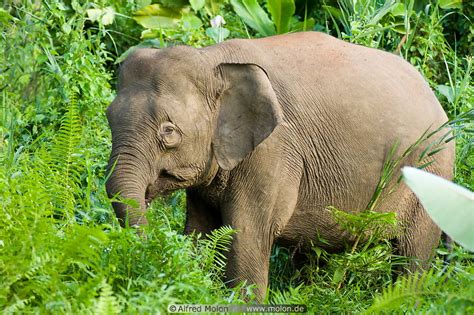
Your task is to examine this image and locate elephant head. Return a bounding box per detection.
[106,46,282,227]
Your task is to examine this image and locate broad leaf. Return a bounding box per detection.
[439,0,463,10]
[190,0,206,11]
[390,3,407,17]
[267,0,295,34]
[437,85,455,103]
[402,167,474,251]
[206,27,230,43]
[86,7,116,26]
[230,0,276,36]
[182,14,203,30]
[133,4,182,29]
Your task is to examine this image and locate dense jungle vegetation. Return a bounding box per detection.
[1,0,473,313]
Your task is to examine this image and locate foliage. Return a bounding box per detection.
[230,0,314,36]
[366,259,474,313]
[1,0,472,313]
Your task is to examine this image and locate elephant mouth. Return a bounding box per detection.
[144,169,187,207]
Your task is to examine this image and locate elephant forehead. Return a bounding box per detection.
[107,89,150,117]
[119,46,207,88]
[156,93,212,134]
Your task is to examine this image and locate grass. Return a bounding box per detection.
[0,0,472,313]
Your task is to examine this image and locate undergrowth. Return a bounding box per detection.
[1,0,472,313]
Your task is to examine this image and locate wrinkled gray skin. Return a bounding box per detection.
[106,32,454,300]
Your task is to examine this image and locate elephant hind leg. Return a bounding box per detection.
[395,198,441,272]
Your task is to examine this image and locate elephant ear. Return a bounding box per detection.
[212,63,283,170]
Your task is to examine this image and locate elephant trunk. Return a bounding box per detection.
[106,153,150,227]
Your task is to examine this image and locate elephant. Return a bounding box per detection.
[106,32,454,300]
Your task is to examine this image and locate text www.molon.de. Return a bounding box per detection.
[167,304,307,313]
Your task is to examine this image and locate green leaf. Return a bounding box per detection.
[230,0,276,36]
[101,7,116,25]
[390,3,407,17]
[332,268,345,284]
[205,0,226,15]
[291,17,315,32]
[190,0,206,11]
[402,167,474,251]
[133,16,178,29]
[267,0,295,34]
[182,14,203,30]
[0,8,13,25]
[133,4,182,29]
[322,5,343,20]
[86,8,103,22]
[86,7,116,25]
[368,0,397,26]
[439,0,463,9]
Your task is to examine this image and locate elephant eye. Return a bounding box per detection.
[163,126,174,134]
[159,122,181,148]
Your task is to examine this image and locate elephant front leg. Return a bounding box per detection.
[224,218,274,301]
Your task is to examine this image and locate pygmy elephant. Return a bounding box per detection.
[106,32,454,300]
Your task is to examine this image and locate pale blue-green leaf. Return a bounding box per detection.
[230,0,275,36]
[182,14,202,30]
[190,0,206,11]
[267,0,295,34]
[437,85,455,103]
[402,167,474,251]
[206,27,230,43]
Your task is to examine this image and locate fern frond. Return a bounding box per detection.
[95,280,122,315]
[51,91,83,181]
[38,90,85,220]
[198,226,236,273]
[365,269,442,313]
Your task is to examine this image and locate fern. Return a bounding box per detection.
[51,91,83,183]
[37,90,84,220]
[364,267,472,313]
[367,271,431,313]
[198,226,236,276]
[95,280,122,315]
